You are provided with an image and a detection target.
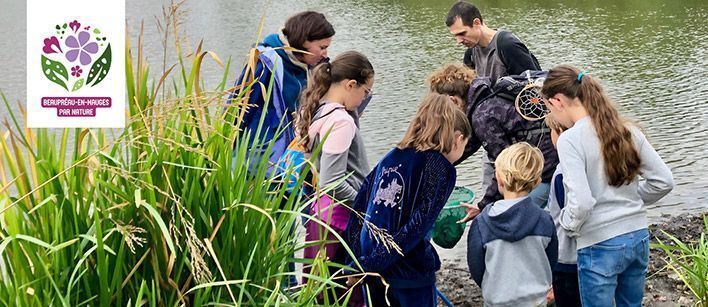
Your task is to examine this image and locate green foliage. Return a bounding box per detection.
[653,216,708,306]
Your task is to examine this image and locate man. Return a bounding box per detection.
[446,0,540,82]
[445,1,552,219]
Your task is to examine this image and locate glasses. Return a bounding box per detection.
[360,84,374,99]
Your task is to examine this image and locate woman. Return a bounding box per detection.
[230,11,335,173]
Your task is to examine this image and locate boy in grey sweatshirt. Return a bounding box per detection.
[467,142,558,307]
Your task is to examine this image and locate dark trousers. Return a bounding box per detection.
[553,270,582,307]
[363,277,436,307]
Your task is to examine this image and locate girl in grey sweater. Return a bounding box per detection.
[541,65,674,307]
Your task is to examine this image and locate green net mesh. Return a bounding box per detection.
[432,186,475,249]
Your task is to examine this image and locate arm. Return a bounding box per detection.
[557,136,596,234]
[633,129,675,204]
[472,107,511,209]
[227,61,269,129]
[318,118,359,203]
[463,48,475,69]
[454,130,483,165]
[497,31,541,75]
[344,170,375,267]
[357,157,455,273]
[545,215,559,270]
[466,218,486,287]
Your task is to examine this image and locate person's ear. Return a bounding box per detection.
[495,171,505,193]
[473,18,482,27]
[345,79,357,90]
[457,134,467,146]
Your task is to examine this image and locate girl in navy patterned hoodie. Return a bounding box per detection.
[344,93,471,306]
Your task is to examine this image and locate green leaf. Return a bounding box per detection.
[93,28,101,34]
[41,55,69,90]
[72,78,85,92]
[87,44,111,87]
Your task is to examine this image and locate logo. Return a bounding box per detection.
[27,0,125,128]
[41,20,111,92]
[374,165,405,209]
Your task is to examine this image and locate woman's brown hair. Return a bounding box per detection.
[398,93,471,154]
[296,51,374,146]
[427,63,477,109]
[541,64,640,187]
[283,11,335,52]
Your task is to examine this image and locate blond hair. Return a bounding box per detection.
[427,63,477,109]
[398,93,471,154]
[495,142,544,193]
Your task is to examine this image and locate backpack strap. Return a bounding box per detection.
[313,104,345,122]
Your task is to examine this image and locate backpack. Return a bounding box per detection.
[463,31,541,73]
[275,105,345,194]
[470,70,550,144]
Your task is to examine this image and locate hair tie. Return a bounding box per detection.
[577,70,587,83]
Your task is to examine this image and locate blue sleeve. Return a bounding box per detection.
[344,170,375,268]
[466,218,486,287]
[356,157,455,273]
[227,60,269,129]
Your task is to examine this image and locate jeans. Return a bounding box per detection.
[577,228,650,307]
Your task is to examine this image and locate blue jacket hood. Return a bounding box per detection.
[479,197,544,242]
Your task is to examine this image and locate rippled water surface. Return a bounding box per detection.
[2,0,707,219]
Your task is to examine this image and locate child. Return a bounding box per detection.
[298,51,374,280]
[427,63,559,213]
[542,65,674,306]
[466,142,558,306]
[545,116,581,307]
[344,93,471,306]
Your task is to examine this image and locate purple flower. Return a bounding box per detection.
[65,31,98,66]
[42,36,62,54]
[71,65,83,77]
[69,20,81,33]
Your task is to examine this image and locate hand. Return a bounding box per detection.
[457,202,481,224]
[546,287,555,304]
[346,276,361,288]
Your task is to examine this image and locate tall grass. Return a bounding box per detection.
[654,216,708,306]
[0,2,361,305]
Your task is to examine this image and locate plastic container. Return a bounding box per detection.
[432,186,475,249]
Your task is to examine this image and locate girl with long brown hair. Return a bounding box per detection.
[542,65,674,306]
[298,51,374,286]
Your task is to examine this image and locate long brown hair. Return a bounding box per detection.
[296,51,374,145]
[398,93,471,154]
[541,65,640,187]
[283,11,335,52]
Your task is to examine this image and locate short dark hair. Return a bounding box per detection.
[283,11,335,51]
[445,1,483,27]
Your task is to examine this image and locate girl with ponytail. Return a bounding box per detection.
[299,51,374,287]
[542,64,674,306]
